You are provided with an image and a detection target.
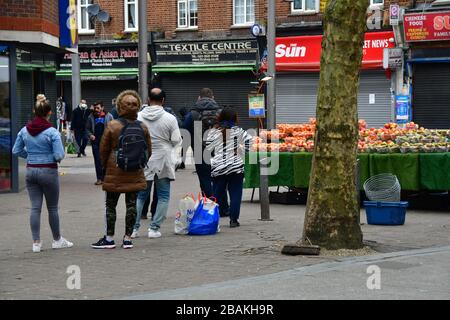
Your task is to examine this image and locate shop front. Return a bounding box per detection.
[273,31,395,128]
[0,45,12,192]
[56,43,139,111]
[404,10,450,129]
[152,39,259,129]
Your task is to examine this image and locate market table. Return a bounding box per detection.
[244,152,450,191]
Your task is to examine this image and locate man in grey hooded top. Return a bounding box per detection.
[132,88,182,239]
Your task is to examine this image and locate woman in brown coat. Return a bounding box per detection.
[91,90,152,250]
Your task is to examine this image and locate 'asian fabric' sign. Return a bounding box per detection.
[404,11,450,42]
[272,31,394,72]
[58,45,138,69]
[58,0,78,48]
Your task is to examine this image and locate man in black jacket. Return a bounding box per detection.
[183,88,221,198]
[70,99,91,157]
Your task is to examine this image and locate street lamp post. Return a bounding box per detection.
[259,0,277,221]
[138,0,148,104]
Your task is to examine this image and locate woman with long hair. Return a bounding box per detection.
[12,94,73,252]
[205,107,253,227]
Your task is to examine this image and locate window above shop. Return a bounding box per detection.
[233,0,255,26]
[177,0,198,29]
[125,0,139,32]
[78,0,95,35]
[291,0,319,15]
[370,0,384,8]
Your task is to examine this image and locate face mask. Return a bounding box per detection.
[80,103,87,109]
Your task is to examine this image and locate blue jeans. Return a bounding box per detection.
[213,173,244,222]
[26,167,61,241]
[134,177,171,231]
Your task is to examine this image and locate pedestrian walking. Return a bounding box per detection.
[110,98,119,119]
[183,88,222,198]
[86,101,113,185]
[132,88,182,239]
[70,99,91,157]
[91,90,152,250]
[12,94,73,252]
[205,107,253,227]
[178,107,189,170]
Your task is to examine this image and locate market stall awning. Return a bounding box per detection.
[263,31,395,72]
[56,68,138,81]
[151,64,256,73]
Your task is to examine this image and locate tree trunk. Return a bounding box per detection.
[302,0,368,249]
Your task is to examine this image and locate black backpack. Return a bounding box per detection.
[115,118,148,171]
[192,108,221,133]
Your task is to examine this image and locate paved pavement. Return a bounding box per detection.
[127,246,450,300]
[1,149,449,300]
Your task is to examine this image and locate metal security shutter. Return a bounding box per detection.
[358,70,392,128]
[276,73,319,124]
[17,71,33,128]
[160,72,256,130]
[81,80,138,113]
[413,63,450,129]
[276,71,392,127]
[44,72,57,125]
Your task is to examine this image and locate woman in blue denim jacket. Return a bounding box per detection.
[12,94,73,253]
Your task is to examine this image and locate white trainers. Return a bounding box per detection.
[52,237,74,249]
[131,229,139,239]
[148,229,162,238]
[32,242,42,253]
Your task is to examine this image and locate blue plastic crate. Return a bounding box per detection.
[363,201,408,225]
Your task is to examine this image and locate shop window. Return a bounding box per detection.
[234,0,255,26]
[0,45,11,192]
[291,0,319,14]
[78,0,95,34]
[125,0,138,32]
[178,0,198,29]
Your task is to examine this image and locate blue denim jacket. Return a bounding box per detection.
[12,127,65,164]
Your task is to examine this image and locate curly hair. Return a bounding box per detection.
[115,90,142,115]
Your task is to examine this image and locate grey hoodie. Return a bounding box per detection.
[138,105,182,181]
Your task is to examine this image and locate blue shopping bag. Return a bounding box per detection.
[188,197,220,235]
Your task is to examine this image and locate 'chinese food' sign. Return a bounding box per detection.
[404,11,450,42]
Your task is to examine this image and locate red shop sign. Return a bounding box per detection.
[273,31,394,72]
[404,11,450,42]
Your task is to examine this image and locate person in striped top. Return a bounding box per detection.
[205,107,253,228]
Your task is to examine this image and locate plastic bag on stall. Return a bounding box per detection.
[174,195,196,235]
[188,196,220,236]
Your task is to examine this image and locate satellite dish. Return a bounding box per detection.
[87,4,100,16]
[97,10,110,23]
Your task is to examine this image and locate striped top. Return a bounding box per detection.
[205,126,253,177]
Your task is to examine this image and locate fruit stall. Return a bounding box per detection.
[244,120,450,191]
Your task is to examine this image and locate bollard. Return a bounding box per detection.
[259,156,273,221]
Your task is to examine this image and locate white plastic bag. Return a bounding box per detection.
[174,195,196,235]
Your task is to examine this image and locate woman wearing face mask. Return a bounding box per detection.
[12,94,73,253]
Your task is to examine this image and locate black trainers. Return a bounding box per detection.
[122,238,133,249]
[230,220,240,228]
[91,236,116,249]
